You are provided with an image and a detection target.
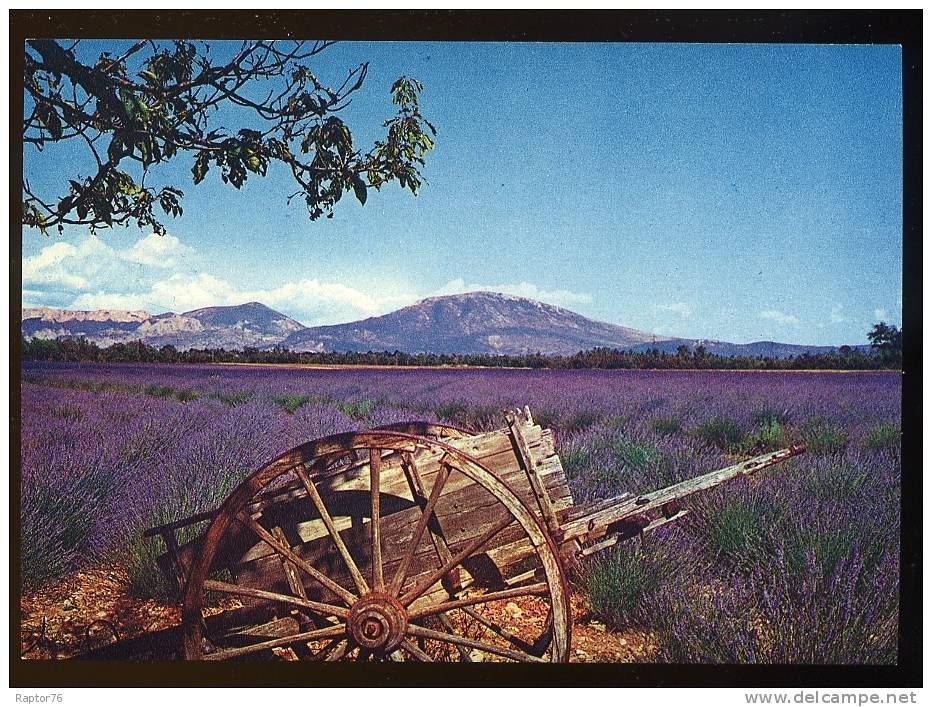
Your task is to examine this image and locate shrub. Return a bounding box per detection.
[754,407,791,427]
[650,414,682,436]
[584,543,667,627]
[698,491,780,573]
[560,447,592,481]
[612,439,659,471]
[694,416,747,451]
[463,403,503,432]
[801,418,848,453]
[564,409,602,432]
[532,406,561,431]
[652,549,898,664]
[749,417,785,452]
[808,460,867,502]
[434,399,469,425]
[864,423,900,450]
[273,393,311,413]
[21,465,124,590]
[782,523,862,586]
[212,391,253,407]
[639,396,668,414]
[337,397,376,420]
[51,404,83,421]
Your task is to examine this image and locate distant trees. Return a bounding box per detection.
[21,337,900,370]
[867,322,902,367]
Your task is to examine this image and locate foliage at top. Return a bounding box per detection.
[23,39,436,235]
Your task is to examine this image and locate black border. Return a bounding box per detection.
[10,9,922,688]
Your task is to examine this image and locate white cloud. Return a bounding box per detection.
[654,302,693,319]
[830,304,846,324]
[22,237,112,290]
[759,309,799,326]
[70,272,410,325]
[123,233,187,268]
[432,278,592,308]
[23,233,188,295]
[874,307,888,320]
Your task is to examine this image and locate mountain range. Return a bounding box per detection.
[21,292,859,358]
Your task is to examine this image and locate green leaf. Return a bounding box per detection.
[46,109,62,140]
[122,95,136,120]
[351,175,367,206]
[192,154,209,184]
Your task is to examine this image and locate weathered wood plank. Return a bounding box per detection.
[577,510,691,558]
[560,445,805,544]
[506,409,560,534]
[159,416,574,604]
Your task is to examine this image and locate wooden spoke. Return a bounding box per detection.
[400,639,432,662]
[271,526,308,601]
[459,606,536,654]
[324,639,349,661]
[400,453,461,595]
[203,579,349,620]
[400,514,515,607]
[389,459,452,595]
[203,623,346,661]
[407,583,549,621]
[370,448,384,591]
[293,464,369,595]
[437,613,472,661]
[234,512,356,605]
[307,637,342,661]
[356,647,371,662]
[407,624,547,663]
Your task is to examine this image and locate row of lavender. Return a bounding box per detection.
[20,362,901,663]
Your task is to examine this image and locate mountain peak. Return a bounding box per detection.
[182,301,280,317]
[283,291,655,355]
[414,290,572,313]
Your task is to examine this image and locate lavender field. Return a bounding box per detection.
[20,362,901,663]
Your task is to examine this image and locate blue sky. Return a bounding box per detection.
[22,41,903,345]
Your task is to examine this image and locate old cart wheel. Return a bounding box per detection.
[181,431,571,662]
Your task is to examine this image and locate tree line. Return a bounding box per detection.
[21,323,902,370]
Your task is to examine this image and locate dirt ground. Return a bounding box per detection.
[19,568,657,662]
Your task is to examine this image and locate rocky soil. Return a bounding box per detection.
[20,568,656,662]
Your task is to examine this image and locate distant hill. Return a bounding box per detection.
[22,307,152,347]
[627,338,871,359]
[281,291,658,355]
[21,293,866,358]
[21,302,304,350]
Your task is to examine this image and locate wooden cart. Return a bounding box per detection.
[85,408,804,662]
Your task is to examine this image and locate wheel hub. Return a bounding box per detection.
[348,592,408,654]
